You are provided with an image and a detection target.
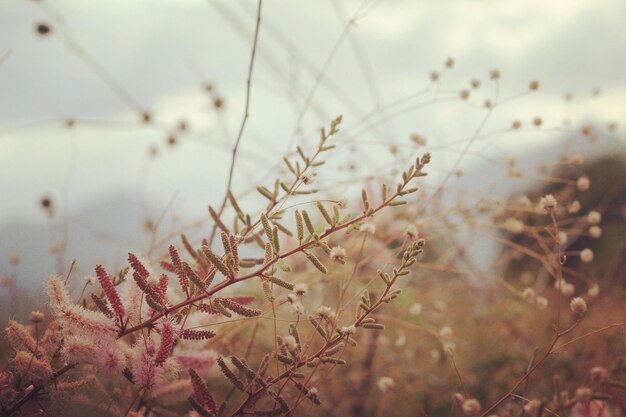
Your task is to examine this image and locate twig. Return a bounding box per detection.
[209,0,263,246]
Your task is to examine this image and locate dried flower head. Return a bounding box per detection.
[529,80,539,91]
[283,335,298,351]
[339,325,356,337]
[587,283,600,298]
[489,69,500,80]
[570,297,587,315]
[587,210,601,225]
[462,398,482,416]
[359,223,376,234]
[589,225,602,239]
[409,303,423,316]
[522,288,536,303]
[523,399,541,414]
[317,305,335,320]
[289,302,305,316]
[539,194,557,213]
[378,376,395,393]
[568,200,581,214]
[293,283,308,296]
[533,117,543,127]
[535,296,548,309]
[504,218,524,234]
[330,246,347,264]
[580,248,594,263]
[576,176,591,191]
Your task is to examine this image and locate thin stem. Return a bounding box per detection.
[210,0,263,246]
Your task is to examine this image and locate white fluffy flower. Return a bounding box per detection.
[359,223,376,234]
[538,195,557,213]
[377,376,395,393]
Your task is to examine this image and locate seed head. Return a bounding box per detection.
[580,248,594,263]
[576,176,590,191]
[587,211,601,225]
[539,194,557,213]
[377,376,395,393]
[570,297,587,315]
[462,398,482,416]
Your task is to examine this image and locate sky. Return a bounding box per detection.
[0,0,624,231]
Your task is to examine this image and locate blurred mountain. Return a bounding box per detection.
[0,194,153,307]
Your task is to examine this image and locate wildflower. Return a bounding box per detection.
[533,117,543,127]
[283,335,298,351]
[286,293,297,304]
[462,398,482,416]
[523,399,541,415]
[377,376,395,393]
[576,176,590,191]
[555,279,575,296]
[317,305,335,319]
[489,69,500,80]
[330,246,346,264]
[580,248,594,263]
[587,211,601,225]
[460,89,470,100]
[504,218,524,234]
[453,393,465,403]
[522,288,535,303]
[84,275,96,285]
[409,303,423,316]
[512,120,522,129]
[289,302,305,316]
[589,226,602,239]
[539,194,557,213]
[359,223,376,234]
[293,283,308,296]
[529,80,540,91]
[587,283,600,298]
[570,297,587,315]
[535,296,548,309]
[339,325,356,337]
[470,79,480,89]
[568,200,581,214]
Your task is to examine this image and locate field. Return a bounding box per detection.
[1,1,625,416]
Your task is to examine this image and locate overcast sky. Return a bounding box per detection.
[1,0,624,227]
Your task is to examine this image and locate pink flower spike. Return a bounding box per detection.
[95,265,125,318]
[128,253,150,279]
[155,320,175,367]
